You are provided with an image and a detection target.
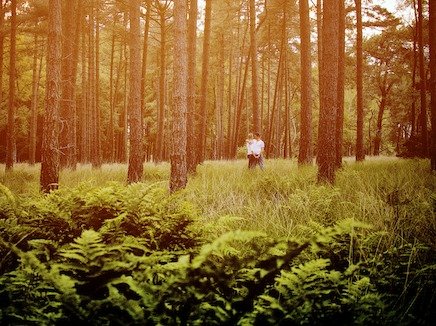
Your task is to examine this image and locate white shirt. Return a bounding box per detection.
[251,139,264,155]
[246,140,254,154]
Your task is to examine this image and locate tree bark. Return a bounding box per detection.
[317,0,339,183]
[109,16,116,162]
[355,0,365,161]
[127,0,144,184]
[6,0,17,171]
[187,0,198,173]
[417,0,428,156]
[298,0,313,165]
[60,0,79,169]
[155,1,169,162]
[197,0,212,163]
[249,0,260,133]
[95,2,102,166]
[30,35,43,165]
[40,0,62,192]
[141,0,152,162]
[430,0,436,170]
[335,0,345,167]
[216,31,225,159]
[170,0,188,192]
[0,2,4,163]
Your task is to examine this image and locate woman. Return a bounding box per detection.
[246,133,255,168]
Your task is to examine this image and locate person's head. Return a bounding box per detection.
[254,132,261,139]
[247,133,254,139]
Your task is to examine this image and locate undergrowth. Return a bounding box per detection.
[0,158,435,325]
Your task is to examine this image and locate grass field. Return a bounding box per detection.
[2,157,434,241]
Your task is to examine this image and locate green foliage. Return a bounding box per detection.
[0,159,435,324]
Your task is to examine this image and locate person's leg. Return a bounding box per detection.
[248,154,254,168]
[259,155,264,170]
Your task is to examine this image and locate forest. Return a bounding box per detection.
[0,0,435,325]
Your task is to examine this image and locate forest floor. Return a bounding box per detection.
[0,156,435,324]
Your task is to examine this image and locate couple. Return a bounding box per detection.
[246,132,265,169]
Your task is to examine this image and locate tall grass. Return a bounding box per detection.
[1,157,434,247]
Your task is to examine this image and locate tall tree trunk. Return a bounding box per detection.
[30,35,42,165]
[141,0,151,114]
[155,2,167,162]
[89,0,101,168]
[109,17,116,162]
[0,1,4,162]
[60,0,79,169]
[430,0,436,170]
[141,0,152,161]
[127,0,144,183]
[266,36,285,157]
[216,31,225,159]
[316,0,323,113]
[197,0,212,163]
[80,4,89,163]
[410,2,418,137]
[373,96,387,156]
[6,0,17,171]
[355,0,365,161]
[95,2,102,166]
[335,0,345,167]
[40,0,62,192]
[170,0,188,192]
[417,0,428,156]
[317,0,339,183]
[187,0,198,172]
[298,0,313,165]
[284,55,290,159]
[373,77,393,156]
[249,0,259,133]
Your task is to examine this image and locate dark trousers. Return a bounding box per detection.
[248,154,259,169]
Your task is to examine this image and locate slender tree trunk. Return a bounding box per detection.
[30,35,42,165]
[317,0,339,183]
[232,53,250,157]
[60,0,78,169]
[141,0,151,114]
[40,0,62,192]
[170,0,188,192]
[316,0,323,113]
[80,5,89,163]
[216,31,225,159]
[197,0,212,163]
[417,0,428,156]
[335,0,345,167]
[373,97,386,156]
[127,0,144,183]
[355,0,365,161]
[298,0,313,165]
[430,0,436,170]
[187,0,198,172]
[266,36,285,157]
[226,42,233,158]
[109,19,116,162]
[6,0,17,171]
[94,2,102,167]
[411,3,418,137]
[284,55,290,159]
[156,3,167,162]
[0,2,4,162]
[121,31,129,162]
[249,0,260,133]
[141,0,152,161]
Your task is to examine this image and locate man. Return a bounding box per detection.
[251,132,265,169]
